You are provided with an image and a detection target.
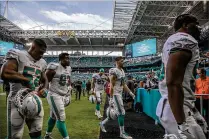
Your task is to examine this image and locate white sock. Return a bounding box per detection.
[119,126,125,134]
[102,118,109,125]
[63,136,69,139]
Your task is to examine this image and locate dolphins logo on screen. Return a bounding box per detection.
[136,44,150,53]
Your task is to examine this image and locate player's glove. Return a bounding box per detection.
[194,110,208,133]
[109,97,114,107]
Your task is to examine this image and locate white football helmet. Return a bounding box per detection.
[89,95,96,103]
[63,96,71,107]
[14,88,42,118]
[106,106,118,120]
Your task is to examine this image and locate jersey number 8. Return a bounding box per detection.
[59,74,70,86]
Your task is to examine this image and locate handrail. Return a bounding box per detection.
[195,94,209,115]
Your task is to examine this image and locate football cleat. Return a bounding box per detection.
[44,134,53,139]
[99,122,107,133]
[120,132,132,139]
[95,111,98,116]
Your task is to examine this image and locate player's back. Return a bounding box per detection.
[48,62,71,96]
[4,49,47,98]
[159,32,199,107]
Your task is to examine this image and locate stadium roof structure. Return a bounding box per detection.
[11,30,127,52]
[113,1,209,52]
[0,1,209,53]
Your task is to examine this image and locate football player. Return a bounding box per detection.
[44,53,71,139]
[99,56,135,139]
[91,68,108,119]
[1,39,48,139]
[156,14,207,139]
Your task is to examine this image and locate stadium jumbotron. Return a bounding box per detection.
[0,1,209,139]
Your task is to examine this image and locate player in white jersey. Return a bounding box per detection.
[99,56,135,139]
[91,68,108,119]
[44,53,71,139]
[0,39,48,139]
[156,14,207,139]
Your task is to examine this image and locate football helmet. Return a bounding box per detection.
[89,95,96,103]
[63,95,71,107]
[14,88,42,118]
[106,106,118,120]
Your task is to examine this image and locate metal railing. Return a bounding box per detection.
[195,94,209,115]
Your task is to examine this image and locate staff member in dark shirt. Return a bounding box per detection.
[86,80,91,98]
[75,79,82,100]
[125,75,135,111]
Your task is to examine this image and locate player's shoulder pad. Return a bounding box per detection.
[167,33,198,52]
[39,58,47,71]
[5,49,21,62]
[109,68,117,76]
[47,62,59,70]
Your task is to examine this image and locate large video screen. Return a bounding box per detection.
[132,38,156,57]
[125,38,157,58]
[0,41,14,56]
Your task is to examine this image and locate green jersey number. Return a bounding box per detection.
[59,74,70,86]
[23,66,41,87]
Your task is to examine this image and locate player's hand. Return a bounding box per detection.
[91,89,95,95]
[37,88,48,98]
[28,80,35,91]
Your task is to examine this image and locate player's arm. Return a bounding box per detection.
[123,83,135,99]
[109,75,116,98]
[91,77,95,93]
[45,69,56,86]
[1,59,30,84]
[166,50,192,124]
[39,71,49,89]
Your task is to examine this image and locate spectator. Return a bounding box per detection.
[75,79,82,100]
[145,72,158,89]
[86,80,91,98]
[195,68,209,123]
[82,80,86,97]
[125,75,135,111]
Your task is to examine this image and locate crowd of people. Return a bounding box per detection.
[43,55,161,68]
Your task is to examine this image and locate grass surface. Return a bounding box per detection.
[0,91,104,139]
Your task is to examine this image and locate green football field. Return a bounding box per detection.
[0,90,104,139]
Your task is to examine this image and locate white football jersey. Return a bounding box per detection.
[92,73,106,91]
[159,32,199,108]
[109,68,125,96]
[47,62,71,96]
[4,49,47,98]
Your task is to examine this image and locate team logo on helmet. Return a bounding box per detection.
[14,88,42,118]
